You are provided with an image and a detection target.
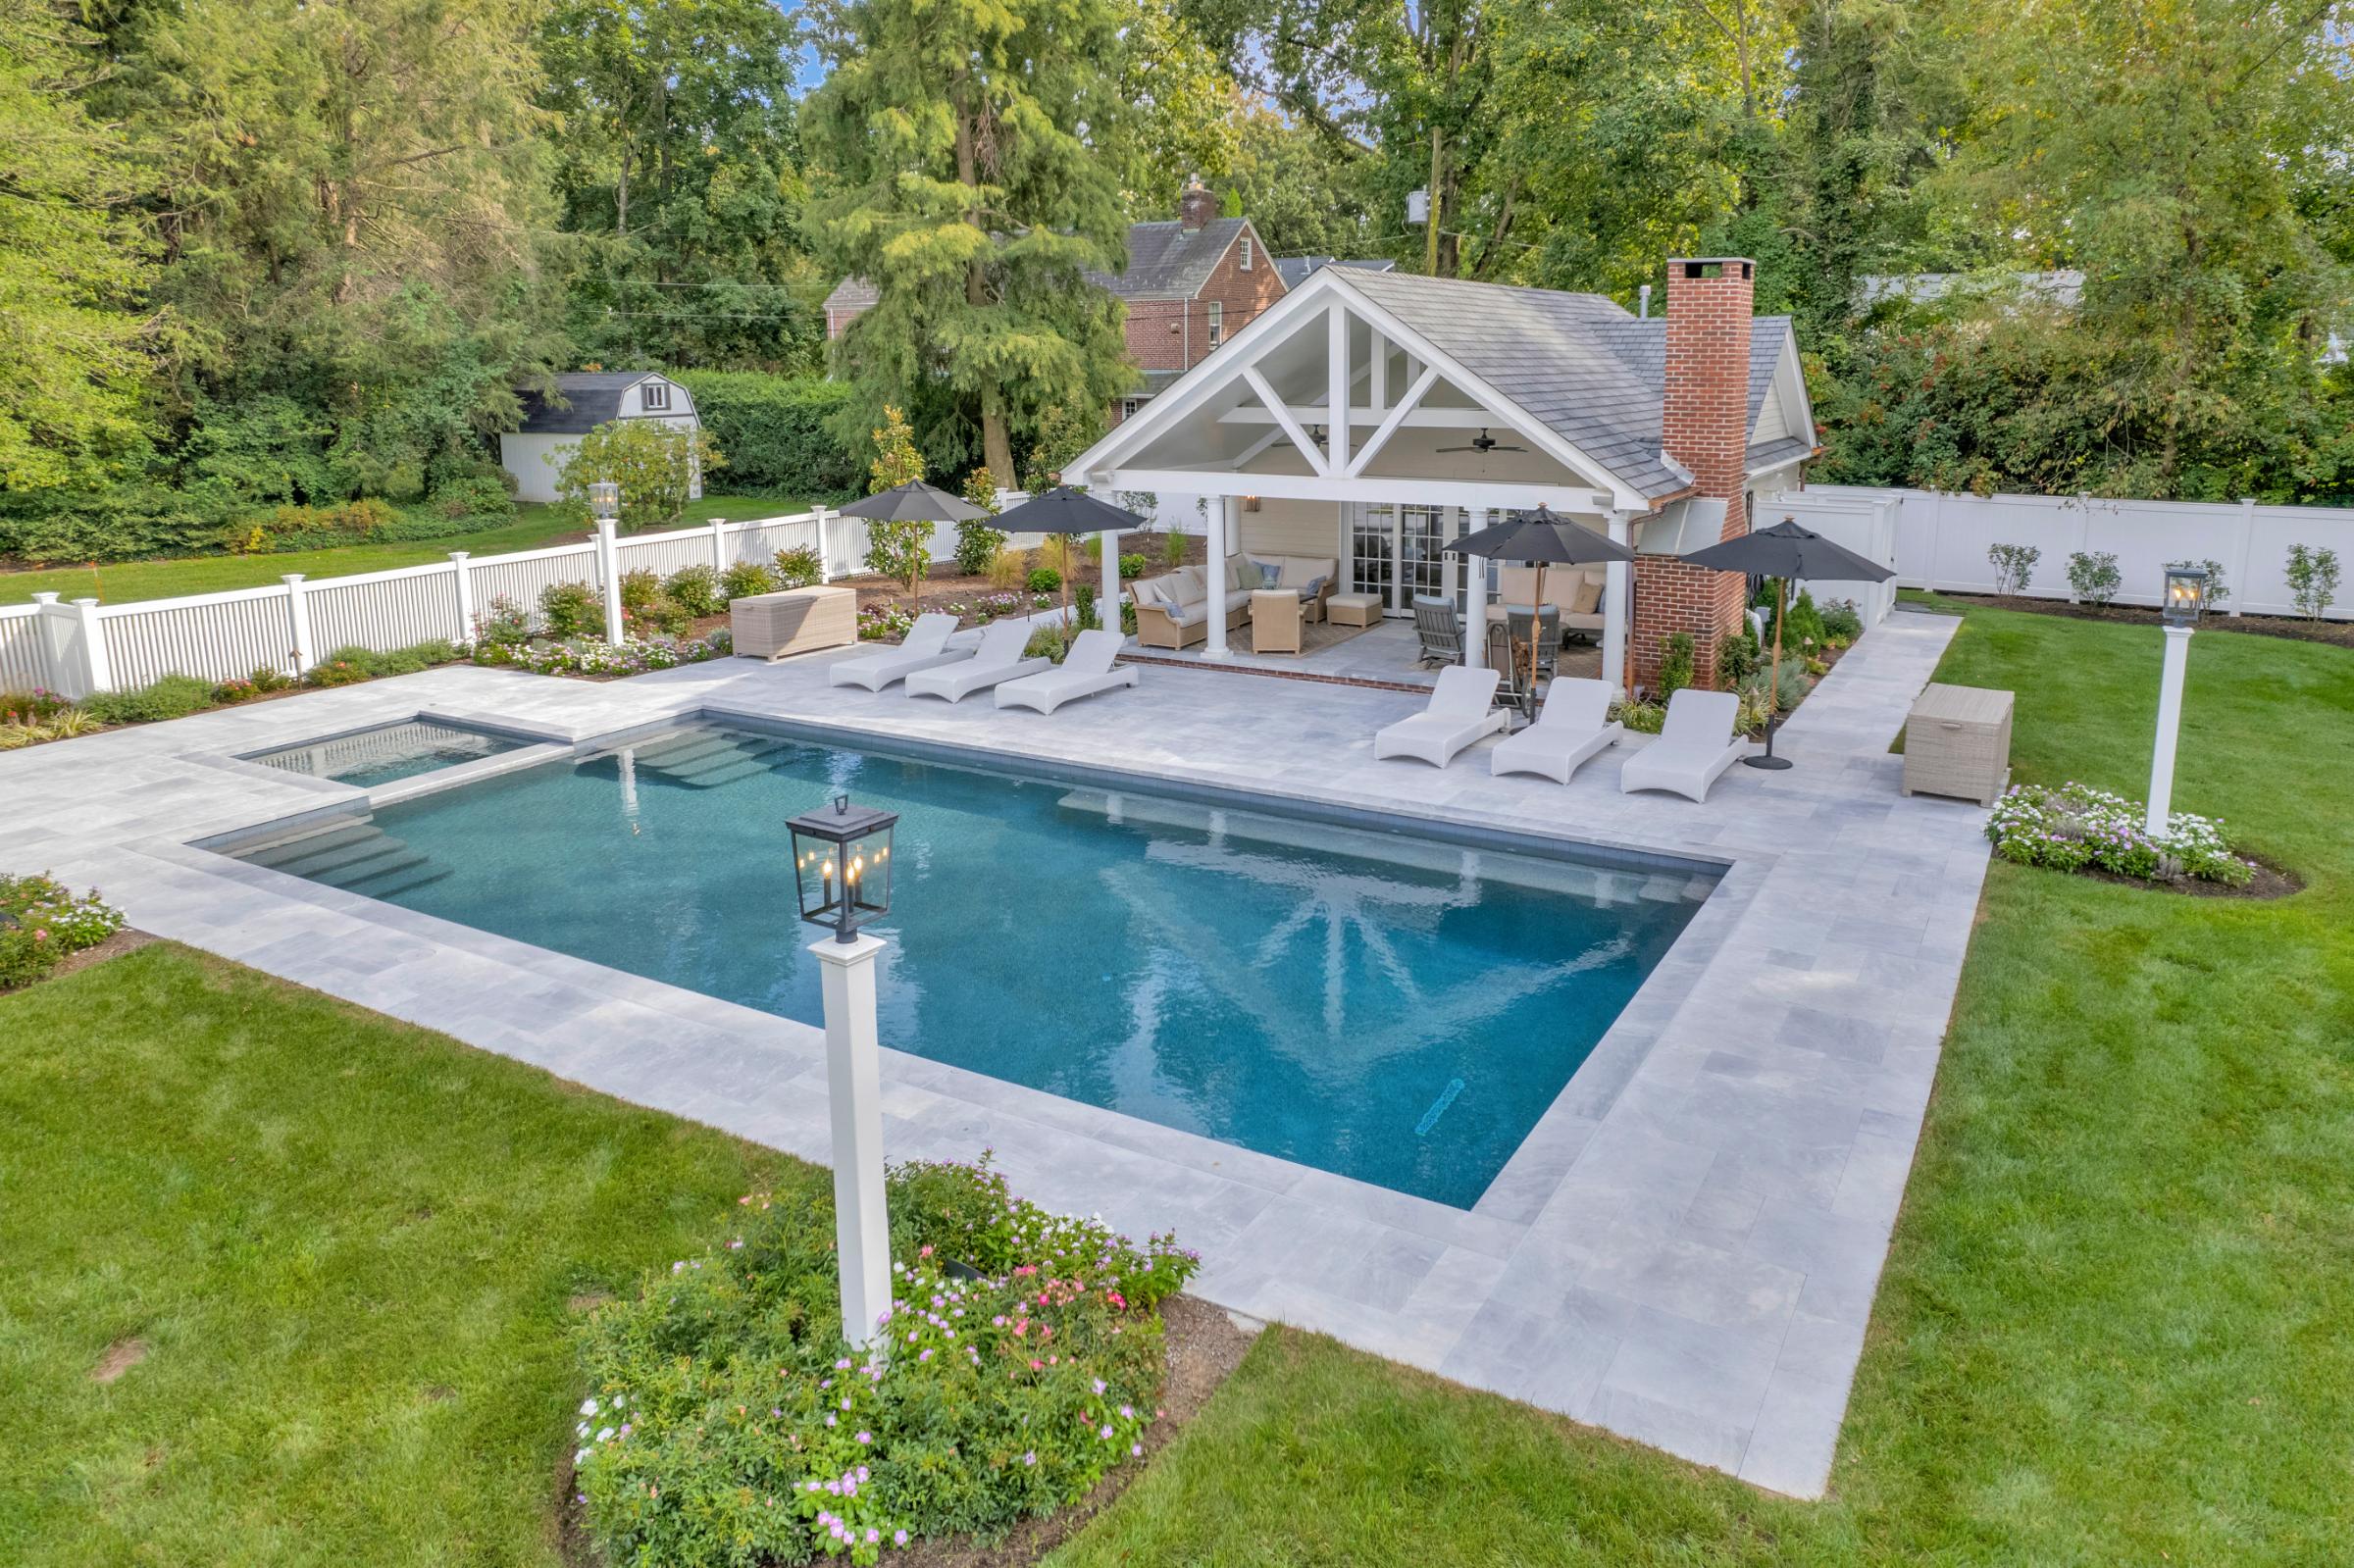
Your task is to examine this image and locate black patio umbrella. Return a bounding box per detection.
[836,481,991,611]
[1444,506,1636,704]
[992,485,1148,631]
[1678,518,1895,770]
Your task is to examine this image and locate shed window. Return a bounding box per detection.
[640,380,671,412]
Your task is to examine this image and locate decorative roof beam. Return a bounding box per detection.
[1347,367,1440,478]
[1242,366,1330,476]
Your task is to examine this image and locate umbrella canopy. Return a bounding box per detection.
[1442,505,1636,567]
[836,480,990,524]
[991,485,1146,535]
[1675,518,1895,582]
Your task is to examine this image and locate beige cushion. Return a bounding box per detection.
[1278,556,1336,588]
[1568,575,1604,615]
[1132,578,1167,611]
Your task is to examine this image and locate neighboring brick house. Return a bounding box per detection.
[819,179,1289,428]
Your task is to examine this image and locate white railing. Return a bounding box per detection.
[0,505,979,698]
[1772,484,2354,622]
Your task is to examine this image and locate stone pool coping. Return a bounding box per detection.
[0,610,1988,1497]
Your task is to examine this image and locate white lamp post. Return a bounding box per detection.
[787,794,900,1348]
[589,481,625,642]
[2145,563,2210,837]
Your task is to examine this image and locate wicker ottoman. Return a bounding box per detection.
[1902,683,2014,805]
[1327,591,1383,629]
[732,584,857,660]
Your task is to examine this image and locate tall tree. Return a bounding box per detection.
[538,0,822,372]
[0,0,161,491]
[805,0,1135,482]
[1220,102,1376,258]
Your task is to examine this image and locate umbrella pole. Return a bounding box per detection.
[1528,561,1546,718]
[1745,576,1795,771]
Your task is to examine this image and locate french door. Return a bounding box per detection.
[1351,504,1457,613]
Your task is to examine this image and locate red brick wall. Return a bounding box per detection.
[1119,225,1286,376]
[1634,258,1755,691]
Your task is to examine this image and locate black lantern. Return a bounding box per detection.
[2162,563,2210,629]
[788,794,898,942]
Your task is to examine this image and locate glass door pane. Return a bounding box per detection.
[1352,504,1395,603]
[1399,505,1446,611]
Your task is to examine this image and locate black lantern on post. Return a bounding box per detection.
[2162,563,2210,629]
[788,794,898,942]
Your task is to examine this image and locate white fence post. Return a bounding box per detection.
[709,518,730,573]
[594,518,625,642]
[26,593,71,697]
[73,597,113,694]
[1922,489,1945,591]
[2229,498,2255,616]
[282,573,316,673]
[450,551,475,641]
[813,505,835,582]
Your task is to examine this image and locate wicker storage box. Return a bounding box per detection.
[1903,683,2014,806]
[733,585,858,660]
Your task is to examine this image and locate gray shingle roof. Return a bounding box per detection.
[515,372,666,435]
[824,278,879,313]
[1273,255,1398,289]
[1335,271,1803,502]
[1087,218,1248,300]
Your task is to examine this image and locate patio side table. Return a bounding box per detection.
[1903,683,2014,805]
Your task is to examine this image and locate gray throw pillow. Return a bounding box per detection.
[1257,561,1283,587]
[1301,575,1329,600]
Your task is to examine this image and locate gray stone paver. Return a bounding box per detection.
[0,609,1987,1497]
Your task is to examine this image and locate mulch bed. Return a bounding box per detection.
[2076,852,2304,901]
[558,1293,1257,1568]
[1919,591,2354,649]
[41,927,155,982]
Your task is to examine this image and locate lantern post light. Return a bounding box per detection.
[2146,564,2209,837]
[786,795,901,1347]
[588,481,625,641]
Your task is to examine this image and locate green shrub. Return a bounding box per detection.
[307,650,376,686]
[574,1157,1197,1567]
[672,373,860,497]
[1773,585,1827,651]
[0,874,125,990]
[1027,566,1062,594]
[1717,630,1760,686]
[1612,698,1665,733]
[618,570,689,633]
[429,474,515,522]
[774,545,825,588]
[1074,582,1100,632]
[80,674,217,725]
[248,664,294,693]
[1,689,74,725]
[1118,552,1146,581]
[1024,624,1070,662]
[1160,531,1187,570]
[1657,632,1695,700]
[554,420,725,529]
[664,564,723,619]
[540,581,603,637]
[721,561,782,601]
[1818,598,1864,645]
[1740,658,1811,714]
[474,594,532,648]
[954,518,1008,577]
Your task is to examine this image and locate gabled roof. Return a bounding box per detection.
[1088,218,1250,300]
[514,372,675,436]
[824,278,879,313]
[1273,255,1398,290]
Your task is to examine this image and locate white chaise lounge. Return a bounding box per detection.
[828,612,963,690]
[902,619,1051,703]
[1372,666,1510,767]
[1491,678,1622,784]
[1618,688,1748,801]
[995,630,1139,715]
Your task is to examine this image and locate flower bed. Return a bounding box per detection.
[573,1155,1199,1567]
[1986,781,2253,886]
[474,630,731,677]
[0,875,126,990]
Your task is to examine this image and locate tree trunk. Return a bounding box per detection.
[953,85,1016,482]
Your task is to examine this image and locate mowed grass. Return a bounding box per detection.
[1052,605,2354,1565]
[0,493,808,607]
[0,943,790,1567]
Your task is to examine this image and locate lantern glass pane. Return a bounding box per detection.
[790,831,841,926]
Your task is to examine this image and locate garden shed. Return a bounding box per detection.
[499,372,702,504]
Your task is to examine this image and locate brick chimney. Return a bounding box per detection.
[1633,257,1756,691]
[1177,177,1216,232]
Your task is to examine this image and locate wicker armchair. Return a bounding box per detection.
[1250,589,1305,654]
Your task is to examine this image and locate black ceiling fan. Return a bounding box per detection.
[1436,428,1526,455]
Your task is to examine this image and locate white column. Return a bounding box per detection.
[595,518,626,642]
[2228,497,2255,617]
[450,551,475,643]
[811,932,892,1347]
[281,573,316,674]
[1460,506,1488,669]
[70,597,113,695]
[813,505,836,582]
[710,518,731,573]
[1101,529,1119,631]
[1603,509,1632,693]
[1206,497,1234,656]
[2146,625,2193,836]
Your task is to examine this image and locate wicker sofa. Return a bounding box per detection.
[1131,553,1340,650]
[1485,565,1609,641]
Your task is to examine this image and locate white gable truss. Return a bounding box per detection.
[1072,269,1644,518]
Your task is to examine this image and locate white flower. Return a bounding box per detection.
[575,1448,589,1466]
[580,1398,599,1417]
[577,1422,590,1439]
[596,1426,615,1442]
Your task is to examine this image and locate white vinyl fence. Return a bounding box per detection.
[1770,485,2354,622]
[0,506,924,699]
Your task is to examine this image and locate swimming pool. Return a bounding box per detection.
[238,725,1715,1207]
[243,718,530,787]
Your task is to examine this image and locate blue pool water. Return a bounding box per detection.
[240,726,1714,1207]
[246,718,528,787]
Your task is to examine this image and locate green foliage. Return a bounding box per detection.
[539,580,604,637]
[619,570,690,634]
[473,594,533,647]
[1716,629,1760,686]
[721,561,782,601]
[1027,566,1062,594]
[862,524,933,599]
[672,375,860,498]
[1773,585,1827,650]
[773,546,825,588]
[866,404,924,492]
[554,419,724,529]
[953,519,1008,578]
[1074,582,1100,632]
[0,875,124,991]
[574,1155,1199,1566]
[79,675,218,725]
[1118,553,1146,581]
[1818,599,1865,645]
[662,564,722,618]
[1657,632,1695,699]
[1160,531,1188,570]
[1020,404,1106,493]
[2285,544,2340,621]
[1023,624,1070,662]
[1612,698,1665,734]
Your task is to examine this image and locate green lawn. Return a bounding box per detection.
[8,605,2348,1563]
[0,494,808,607]
[0,943,789,1567]
[1051,605,2354,1565]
